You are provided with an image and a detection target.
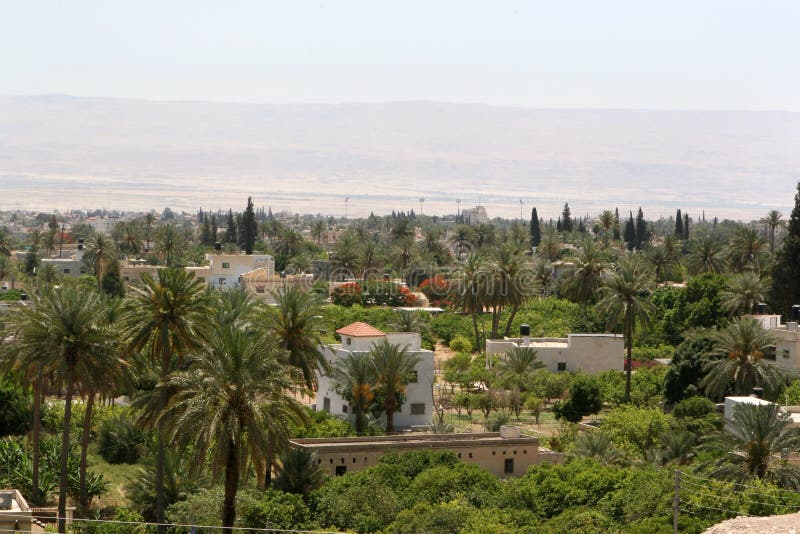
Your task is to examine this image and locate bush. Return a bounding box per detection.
[430,313,474,344]
[672,396,716,419]
[97,408,147,464]
[485,412,510,431]
[330,282,363,307]
[553,376,603,423]
[0,378,32,437]
[449,335,474,353]
[601,405,672,455]
[242,489,313,530]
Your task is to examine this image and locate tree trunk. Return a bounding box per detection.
[624,320,633,404]
[472,313,481,356]
[386,406,394,434]
[222,439,240,531]
[354,405,364,434]
[31,373,42,505]
[265,439,274,488]
[155,344,170,534]
[253,450,266,491]
[503,305,520,338]
[78,390,95,511]
[58,369,75,534]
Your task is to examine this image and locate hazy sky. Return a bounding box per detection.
[2,1,798,110]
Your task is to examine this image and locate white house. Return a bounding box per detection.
[315,322,435,430]
[486,333,624,374]
[744,313,800,372]
[186,253,274,290]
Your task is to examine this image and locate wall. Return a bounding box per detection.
[486,334,623,374]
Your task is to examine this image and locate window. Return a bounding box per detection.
[557,362,567,372]
[783,349,791,360]
[218,277,227,286]
[342,404,348,414]
[63,268,71,274]
[410,403,426,415]
[335,465,347,476]
[504,458,514,474]
[323,397,331,412]
[222,262,230,269]
[407,370,418,383]
[346,337,352,345]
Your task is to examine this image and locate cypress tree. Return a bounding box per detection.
[675,209,683,238]
[201,218,211,246]
[577,219,586,233]
[211,214,218,245]
[771,182,800,316]
[243,196,257,254]
[635,207,647,249]
[683,213,690,240]
[561,203,573,232]
[530,207,541,248]
[623,211,636,251]
[224,209,236,244]
[556,217,562,232]
[613,208,621,240]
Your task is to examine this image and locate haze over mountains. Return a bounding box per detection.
[1,95,798,220]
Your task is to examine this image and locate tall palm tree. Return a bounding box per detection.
[83,233,117,289]
[597,210,615,245]
[685,236,724,275]
[332,352,375,434]
[7,283,119,532]
[122,269,210,533]
[265,286,328,389]
[166,321,305,530]
[561,238,606,304]
[761,210,785,255]
[727,226,768,273]
[370,339,422,433]
[388,310,428,334]
[701,318,784,399]
[704,402,800,488]
[645,244,680,283]
[485,244,538,338]
[495,347,545,417]
[114,221,144,256]
[154,224,183,267]
[721,272,770,315]
[450,225,474,259]
[358,237,383,278]
[597,254,656,403]
[330,231,360,279]
[311,220,326,244]
[450,253,487,351]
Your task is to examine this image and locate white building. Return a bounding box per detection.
[486,333,624,374]
[186,253,274,290]
[745,313,800,372]
[462,206,489,225]
[315,322,435,430]
[85,217,119,235]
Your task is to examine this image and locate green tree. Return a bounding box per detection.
[701,317,785,399]
[495,347,545,417]
[597,254,656,403]
[634,207,648,249]
[530,207,542,248]
[686,236,725,275]
[332,352,374,434]
[704,402,800,487]
[771,182,800,316]
[561,239,606,304]
[370,339,422,432]
[265,287,328,389]
[727,226,767,273]
[720,271,769,315]
[675,208,684,238]
[101,259,126,298]
[165,310,305,530]
[7,283,119,532]
[274,447,326,497]
[623,212,636,251]
[83,233,116,289]
[553,375,603,423]
[450,253,487,351]
[761,209,785,256]
[123,269,211,533]
[242,196,258,254]
[561,203,573,233]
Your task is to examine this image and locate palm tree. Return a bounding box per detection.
[703,402,800,488]
[645,244,679,283]
[450,225,473,259]
[761,210,785,255]
[727,226,767,273]
[660,428,696,465]
[495,347,545,417]
[166,320,305,530]
[561,238,606,304]
[597,210,615,245]
[330,231,360,279]
[83,233,117,288]
[7,283,119,532]
[122,269,210,532]
[154,224,183,267]
[721,272,770,315]
[392,236,415,270]
[485,244,538,338]
[274,448,326,497]
[597,254,656,403]
[0,226,13,256]
[388,310,428,334]
[450,253,487,351]
[370,339,422,433]
[358,237,383,278]
[311,220,326,244]
[701,318,784,399]
[571,431,625,464]
[332,352,375,434]
[265,286,328,389]
[114,221,144,256]
[685,236,724,275]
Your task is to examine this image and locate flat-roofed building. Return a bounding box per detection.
[0,489,31,533]
[291,426,562,478]
[486,333,623,374]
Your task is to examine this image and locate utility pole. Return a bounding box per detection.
[420,197,425,216]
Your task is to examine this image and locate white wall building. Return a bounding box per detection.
[315,322,435,430]
[462,206,489,225]
[85,217,119,235]
[486,333,624,374]
[186,253,274,290]
[745,313,800,372]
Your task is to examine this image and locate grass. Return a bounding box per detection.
[87,445,142,508]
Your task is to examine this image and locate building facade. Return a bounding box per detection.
[315,322,435,429]
[486,333,624,374]
[291,426,563,478]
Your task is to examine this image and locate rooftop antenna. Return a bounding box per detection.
[456,199,461,220]
[419,197,425,216]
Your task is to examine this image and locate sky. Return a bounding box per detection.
[2,0,799,110]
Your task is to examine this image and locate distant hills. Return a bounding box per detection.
[1,95,798,220]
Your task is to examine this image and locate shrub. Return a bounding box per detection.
[0,378,31,437]
[485,412,510,431]
[242,489,313,531]
[672,396,716,419]
[553,376,603,423]
[330,282,363,307]
[97,408,147,464]
[449,335,474,353]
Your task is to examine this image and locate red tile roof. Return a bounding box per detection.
[335,322,386,337]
